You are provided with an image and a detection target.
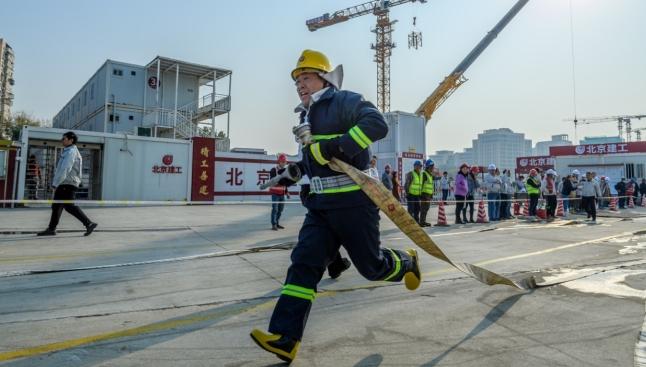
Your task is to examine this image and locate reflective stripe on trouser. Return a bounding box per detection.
[269,205,414,340]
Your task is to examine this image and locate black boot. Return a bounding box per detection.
[328,257,351,279]
[37,228,56,236]
[84,222,98,236]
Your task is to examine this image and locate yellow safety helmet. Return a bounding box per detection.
[291,49,332,80]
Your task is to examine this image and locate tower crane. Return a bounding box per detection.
[563,115,646,142]
[306,0,427,113]
[416,0,529,122]
[632,127,646,141]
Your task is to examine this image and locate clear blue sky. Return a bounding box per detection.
[2,0,645,155]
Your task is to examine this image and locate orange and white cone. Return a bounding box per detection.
[642,196,646,207]
[556,198,564,217]
[477,199,489,223]
[523,199,529,217]
[513,201,520,216]
[436,201,449,226]
[609,197,618,211]
[629,195,635,208]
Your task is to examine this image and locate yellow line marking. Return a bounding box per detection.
[0,298,276,362]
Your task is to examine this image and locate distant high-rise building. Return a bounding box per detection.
[427,150,456,172]
[533,134,572,155]
[0,39,15,135]
[472,128,532,170]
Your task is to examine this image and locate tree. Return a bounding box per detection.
[197,125,228,139]
[3,111,48,140]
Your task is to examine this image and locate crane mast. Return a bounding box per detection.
[306,0,427,112]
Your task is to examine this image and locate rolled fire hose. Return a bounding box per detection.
[328,158,537,290]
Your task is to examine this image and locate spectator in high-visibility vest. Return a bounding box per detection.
[405,161,424,225]
[526,169,542,221]
[418,159,435,227]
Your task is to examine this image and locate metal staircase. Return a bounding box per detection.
[141,93,230,139]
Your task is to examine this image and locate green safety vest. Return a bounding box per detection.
[408,171,422,196]
[422,171,434,195]
[526,177,540,195]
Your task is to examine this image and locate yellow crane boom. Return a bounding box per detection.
[416,0,529,122]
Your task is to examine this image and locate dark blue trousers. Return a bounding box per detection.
[268,204,415,340]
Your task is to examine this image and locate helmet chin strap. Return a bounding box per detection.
[319,65,343,90]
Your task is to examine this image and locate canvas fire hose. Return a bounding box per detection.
[292,123,537,290]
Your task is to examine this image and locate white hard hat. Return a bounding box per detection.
[488,163,496,170]
[546,169,556,175]
[572,169,580,175]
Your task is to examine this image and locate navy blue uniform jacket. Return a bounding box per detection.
[296,88,387,210]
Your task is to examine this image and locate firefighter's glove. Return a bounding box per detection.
[308,138,346,166]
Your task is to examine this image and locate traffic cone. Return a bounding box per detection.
[476,199,488,223]
[523,199,529,217]
[609,197,618,211]
[629,195,635,208]
[436,201,449,226]
[513,201,520,216]
[641,196,646,207]
[556,198,564,217]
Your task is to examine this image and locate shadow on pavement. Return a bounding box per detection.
[420,291,529,367]
[353,353,384,366]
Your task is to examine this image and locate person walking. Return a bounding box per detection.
[454,163,469,224]
[542,169,558,221]
[37,132,97,236]
[440,171,449,202]
[269,154,290,230]
[526,169,541,221]
[405,161,424,225]
[251,50,421,363]
[381,164,393,191]
[466,166,480,223]
[484,164,502,221]
[581,171,602,222]
[419,159,435,227]
[391,170,401,202]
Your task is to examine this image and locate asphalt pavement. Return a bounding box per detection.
[1,203,645,366]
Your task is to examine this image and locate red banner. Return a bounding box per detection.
[516,156,555,174]
[191,137,215,201]
[550,141,646,156]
